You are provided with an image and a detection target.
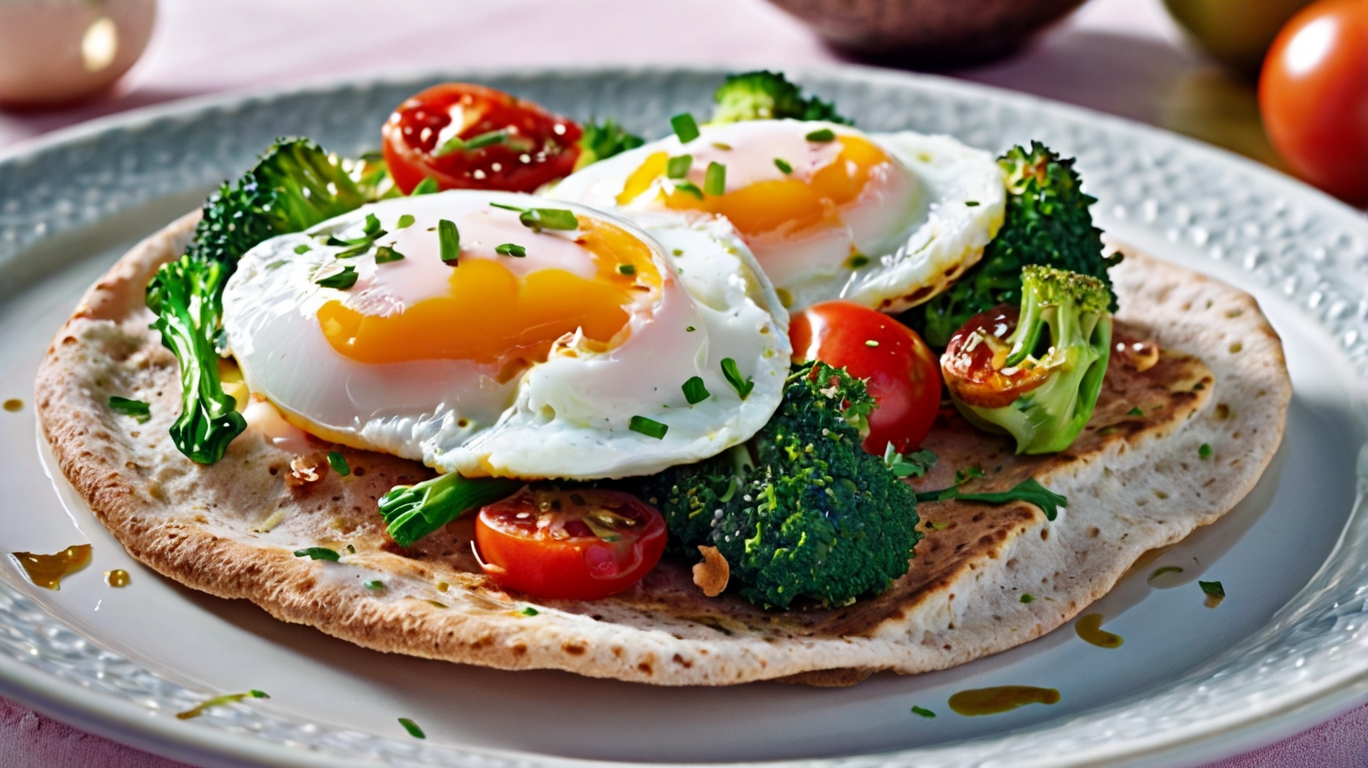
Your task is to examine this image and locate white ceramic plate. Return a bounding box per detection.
[1,65,1367,768]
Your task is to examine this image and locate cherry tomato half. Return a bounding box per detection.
[474,487,666,600]
[1259,0,1368,206]
[382,83,583,194]
[789,301,941,454]
[941,306,1050,409]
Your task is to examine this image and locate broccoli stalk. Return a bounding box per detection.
[950,265,1113,454]
[637,362,920,609]
[710,70,852,125]
[912,142,1118,348]
[148,138,367,464]
[379,473,523,548]
[574,117,645,170]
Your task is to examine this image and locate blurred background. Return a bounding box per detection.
[0,0,1366,765]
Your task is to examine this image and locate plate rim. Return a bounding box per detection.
[2,61,1367,768]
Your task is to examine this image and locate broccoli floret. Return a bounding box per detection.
[949,265,1113,454]
[637,362,920,609]
[148,138,367,464]
[911,142,1117,348]
[710,70,852,125]
[574,117,645,170]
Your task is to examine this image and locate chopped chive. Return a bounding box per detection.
[396,214,416,229]
[685,325,696,332]
[846,254,869,269]
[630,415,669,439]
[327,451,351,476]
[362,213,384,238]
[965,200,980,207]
[929,521,950,530]
[108,396,151,423]
[335,242,372,259]
[410,177,440,196]
[435,134,467,156]
[438,219,460,264]
[1198,443,1213,459]
[316,266,359,290]
[495,243,527,258]
[463,129,509,150]
[1148,566,1184,582]
[346,544,356,554]
[1128,406,1144,416]
[774,158,792,174]
[805,128,836,142]
[673,181,703,199]
[670,113,700,143]
[294,547,340,561]
[712,142,732,150]
[911,706,936,719]
[704,162,726,196]
[520,606,539,616]
[521,208,578,231]
[398,717,426,739]
[1200,580,1225,598]
[720,357,754,400]
[374,246,405,264]
[682,376,711,405]
[1020,593,1035,603]
[617,263,636,275]
[666,154,693,179]
[865,340,879,347]
[293,243,311,254]
[364,579,385,590]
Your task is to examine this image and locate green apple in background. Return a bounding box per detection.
[1163,0,1313,74]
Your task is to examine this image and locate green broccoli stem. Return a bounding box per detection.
[379,473,522,548]
[145,254,246,464]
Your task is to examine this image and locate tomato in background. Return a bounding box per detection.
[382,83,583,194]
[475,488,666,600]
[1259,0,1368,206]
[789,301,941,455]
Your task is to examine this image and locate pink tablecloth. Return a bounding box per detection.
[0,0,1361,765]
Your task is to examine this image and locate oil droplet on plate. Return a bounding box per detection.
[948,685,1061,716]
[2,399,21,412]
[104,569,130,587]
[11,545,92,590]
[1075,613,1124,648]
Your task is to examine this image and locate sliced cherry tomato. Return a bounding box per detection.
[382,83,583,194]
[1259,0,1368,205]
[474,487,666,600]
[941,306,1050,409]
[789,301,941,454]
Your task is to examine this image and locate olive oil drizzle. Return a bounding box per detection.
[105,569,130,587]
[1075,613,1124,648]
[11,545,92,590]
[948,685,1061,716]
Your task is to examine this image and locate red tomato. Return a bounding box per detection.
[382,83,583,194]
[789,301,941,454]
[941,306,1050,409]
[474,488,666,600]
[1259,0,1368,206]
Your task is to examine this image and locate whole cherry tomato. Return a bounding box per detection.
[789,301,941,454]
[475,487,666,600]
[1259,0,1368,206]
[941,306,1050,409]
[382,83,583,194]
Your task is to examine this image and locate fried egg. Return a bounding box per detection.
[221,191,790,479]
[548,119,1006,313]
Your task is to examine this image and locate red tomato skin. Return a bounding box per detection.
[474,489,667,601]
[1259,0,1368,206]
[941,306,1050,409]
[788,301,942,454]
[382,83,583,194]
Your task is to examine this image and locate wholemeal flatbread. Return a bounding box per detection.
[35,212,1290,686]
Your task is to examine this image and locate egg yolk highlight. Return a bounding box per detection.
[316,217,659,370]
[616,135,890,240]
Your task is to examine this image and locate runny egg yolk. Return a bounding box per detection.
[316,217,660,371]
[615,135,891,240]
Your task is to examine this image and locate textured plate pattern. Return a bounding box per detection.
[1,65,1367,766]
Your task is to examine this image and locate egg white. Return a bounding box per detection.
[221,191,790,480]
[548,119,1006,313]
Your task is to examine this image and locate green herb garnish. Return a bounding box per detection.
[520,606,540,616]
[489,202,579,232]
[673,181,703,198]
[410,177,440,196]
[630,415,669,439]
[666,154,693,179]
[1199,443,1213,459]
[293,243,311,254]
[965,201,980,207]
[617,263,635,275]
[327,451,351,476]
[1200,580,1225,598]
[364,579,385,591]
[398,717,426,739]
[1020,593,1035,603]
[774,158,792,174]
[805,128,836,142]
[108,396,151,423]
[379,473,521,548]
[436,128,510,157]
[720,357,754,400]
[316,266,358,290]
[670,113,700,143]
[883,443,936,479]
[294,547,340,561]
[955,464,986,485]
[496,243,527,258]
[682,376,711,405]
[438,218,460,264]
[1128,406,1144,416]
[911,705,936,719]
[915,478,1068,521]
[396,214,416,229]
[704,162,726,196]
[374,246,405,264]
